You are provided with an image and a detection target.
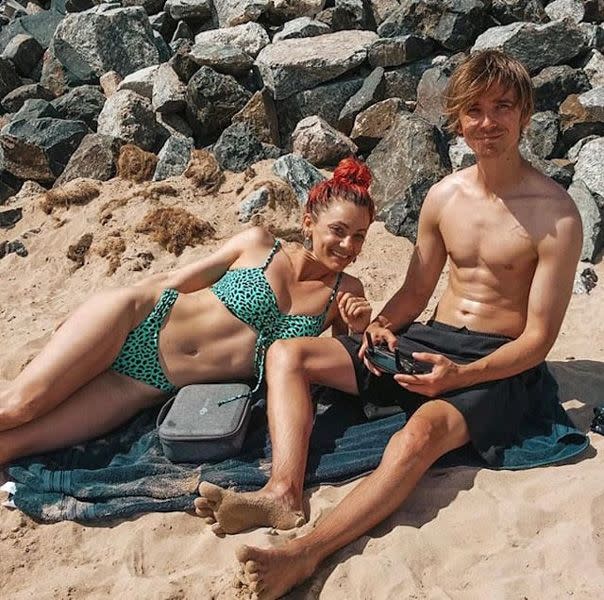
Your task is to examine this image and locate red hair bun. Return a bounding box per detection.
[332,157,372,192]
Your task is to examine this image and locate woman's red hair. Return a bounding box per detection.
[305,157,375,222]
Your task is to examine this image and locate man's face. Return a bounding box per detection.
[458,84,528,159]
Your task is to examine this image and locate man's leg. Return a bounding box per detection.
[236,400,470,600]
[195,337,359,534]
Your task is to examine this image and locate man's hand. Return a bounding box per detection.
[358,319,398,376]
[337,292,372,334]
[394,352,463,397]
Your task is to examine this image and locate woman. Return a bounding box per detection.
[0,157,375,465]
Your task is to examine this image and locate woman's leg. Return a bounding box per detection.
[195,337,358,534]
[0,286,156,431]
[0,370,165,464]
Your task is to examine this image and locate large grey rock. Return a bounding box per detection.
[574,137,604,199]
[1,33,43,77]
[185,66,251,144]
[255,30,377,100]
[383,56,434,102]
[194,21,269,58]
[152,63,186,113]
[97,89,163,151]
[232,88,280,146]
[239,186,270,223]
[12,98,60,121]
[0,58,23,100]
[568,178,603,263]
[350,97,408,152]
[0,118,89,182]
[338,67,385,134]
[149,10,177,41]
[273,17,330,42]
[368,35,434,69]
[1,83,54,113]
[367,113,451,241]
[378,0,487,51]
[212,122,269,172]
[275,76,363,147]
[116,65,161,98]
[472,19,588,75]
[566,135,599,162]
[291,116,357,167]
[0,9,64,54]
[545,0,587,23]
[156,112,194,139]
[332,0,367,31]
[560,88,604,147]
[165,0,211,20]
[267,0,326,21]
[532,65,591,113]
[121,0,166,15]
[272,153,325,204]
[51,6,160,79]
[153,134,194,180]
[213,0,270,27]
[51,85,106,130]
[172,43,254,79]
[448,136,475,171]
[581,49,604,88]
[54,132,123,185]
[489,0,548,25]
[520,111,561,160]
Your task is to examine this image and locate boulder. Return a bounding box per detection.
[239,186,270,223]
[39,48,71,96]
[532,65,591,113]
[152,63,186,113]
[520,111,561,160]
[367,113,451,241]
[338,67,385,134]
[272,153,325,205]
[121,0,166,15]
[212,122,271,172]
[213,0,270,27]
[472,19,588,75]
[12,98,60,121]
[171,20,194,45]
[172,43,254,80]
[0,9,64,54]
[97,89,164,151]
[574,137,604,199]
[1,33,44,77]
[54,132,123,185]
[99,71,123,97]
[153,134,194,180]
[377,0,487,51]
[232,88,280,146]
[560,88,604,147]
[185,66,251,144]
[149,11,177,41]
[51,6,160,79]
[332,0,367,31]
[448,136,475,171]
[156,112,193,138]
[194,21,269,58]
[255,30,377,100]
[50,85,106,130]
[568,178,603,263]
[488,0,548,25]
[164,0,211,20]
[383,56,434,102]
[0,58,23,100]
[0,118,89,182]
[368,0,400,26]
[1,83,54,113]
[581,49,604,88]
[273,17,330,42]
[291,116,357,167]
[0,207,22,228]
[368,35,434,69]
[267,0,326,21]
[275,76,363,147]
[116,65,161,99]
[350,97,408,152]
[545,0,588,23]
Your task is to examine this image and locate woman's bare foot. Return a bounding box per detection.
[235,543,318,600]
[194,482,305,535]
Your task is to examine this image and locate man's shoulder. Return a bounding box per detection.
[525,165,580,221]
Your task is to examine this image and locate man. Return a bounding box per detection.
[196,50,584,599]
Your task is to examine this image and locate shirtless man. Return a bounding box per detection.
[195,50,584,599]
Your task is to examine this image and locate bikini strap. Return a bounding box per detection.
[324,271,343,312]
[261,238,281,271]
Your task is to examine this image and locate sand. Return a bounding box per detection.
[1,165,604,599]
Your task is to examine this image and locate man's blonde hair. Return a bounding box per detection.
[444,50,534,134]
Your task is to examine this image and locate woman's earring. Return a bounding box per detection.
[303,235,313,251]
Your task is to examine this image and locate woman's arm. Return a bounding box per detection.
[135,227,274,294]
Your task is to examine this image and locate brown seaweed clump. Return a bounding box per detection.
[96,231,127,275]
[183,149,224,192]
[116,144,158,183]
[40,179,101,214]
[136,207,215,256]
[67,233,93,269]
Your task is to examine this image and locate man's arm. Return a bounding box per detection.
[401,203,583,396]
[367,184,448,349]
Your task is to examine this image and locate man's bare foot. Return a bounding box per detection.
[235,543,318,600]
[194,482,305,535]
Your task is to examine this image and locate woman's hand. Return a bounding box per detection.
[358,319,398,376]
[337,292,372,335]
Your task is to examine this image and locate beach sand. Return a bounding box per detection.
[1,166,603,599]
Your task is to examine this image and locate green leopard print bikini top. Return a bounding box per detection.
[211,238,342,383]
